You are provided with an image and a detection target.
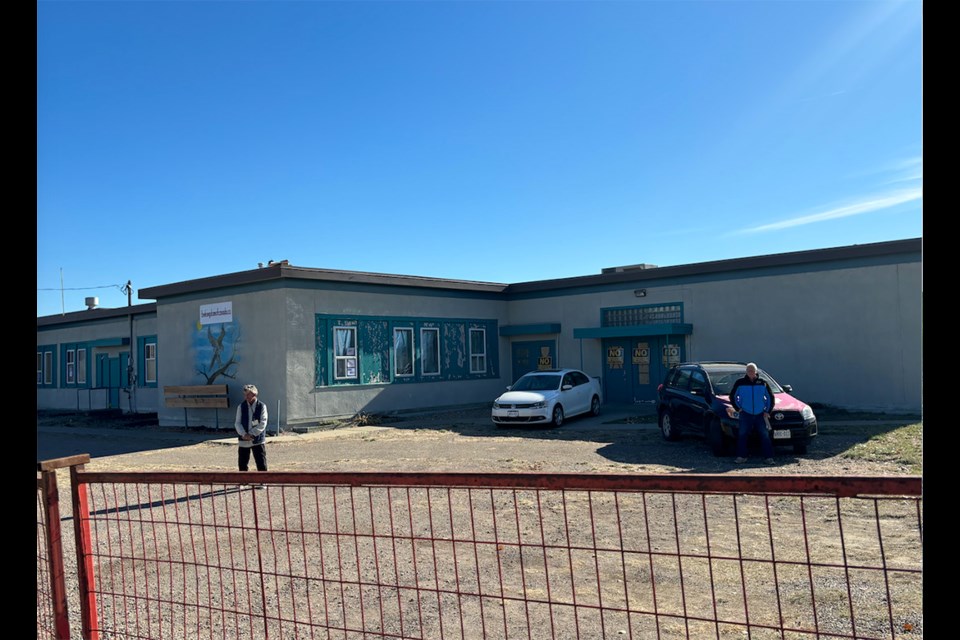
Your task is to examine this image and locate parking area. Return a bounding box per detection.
[38,405,920,477]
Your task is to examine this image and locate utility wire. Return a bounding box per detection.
[37,284,125,291]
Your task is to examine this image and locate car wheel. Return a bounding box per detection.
[709,419,729,456]
[793,441,808,455]
[590,395,601,417]
[552,405,565,427]
[659,410,680,441]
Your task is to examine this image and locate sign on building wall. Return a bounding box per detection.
[662,344,680,367]
[537,346,553,370]
[200,302,233,326]
[607,346,624,369]
[634,343,651,384]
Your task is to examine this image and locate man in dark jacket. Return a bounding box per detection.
[235,383,268,471]
[727,363,776,464]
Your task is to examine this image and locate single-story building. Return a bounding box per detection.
[37,237,922,428]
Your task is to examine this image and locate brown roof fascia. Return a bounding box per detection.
[506,237,922,294]
[37,302,157,327]
[139,263,509,300]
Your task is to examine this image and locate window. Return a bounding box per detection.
[690,369,708,394]
[394,328,413,377]
[37,352,42,384]
[144,343,157,384]
[334,327,358,380]
[65,350,75,384]
[317,314,498,387]
[673,368,692,390]
[571,371,590,386]
[44,352,53,385]
[469,328,486,373]
[77,348,87,384]
[421,328,440,376]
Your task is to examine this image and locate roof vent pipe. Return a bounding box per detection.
[85,296,99,310]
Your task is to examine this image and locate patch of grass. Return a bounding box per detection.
[810,403,922,421]
[840,422,922,474]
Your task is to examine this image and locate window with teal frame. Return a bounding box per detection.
[394,328,414,378]
[38,345,57,387]
[469,328,486,373]
[66,349,75,384]
[59,343,91,388]
[420,327,440,377]
[137,336,158,388]
[315,314,499,387]
[77,348,87,385]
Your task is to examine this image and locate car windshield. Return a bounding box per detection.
[511,374,562,391]
[706,368,784,395]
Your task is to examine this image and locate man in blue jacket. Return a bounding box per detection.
[727,363,776,464]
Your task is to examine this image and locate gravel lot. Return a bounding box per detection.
[38,405,921,476]
[37,408,923,640]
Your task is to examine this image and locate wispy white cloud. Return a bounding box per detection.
[799,90,850,102]
[885,155,923,184]
[735,188,922,234]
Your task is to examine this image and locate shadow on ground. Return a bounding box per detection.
[37,409,233,461]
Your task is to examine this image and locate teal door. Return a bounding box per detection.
[601,340,631,404]
[511,340,556,383]
[96,354,127,408]
[603,337,684,403]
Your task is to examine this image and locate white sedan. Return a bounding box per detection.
[492,368,603,427]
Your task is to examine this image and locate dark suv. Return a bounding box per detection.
[656,362,818,456]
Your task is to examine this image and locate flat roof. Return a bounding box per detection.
[506,237,921,294]
[37,302,157,327]
[42,237,920,311]
[139,262,510,300]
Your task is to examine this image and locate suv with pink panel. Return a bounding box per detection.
[656,362,818,456]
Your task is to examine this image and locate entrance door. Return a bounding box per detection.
[603,337,684,404]
[602,340,632,404]
[97,354,125,408]
[511,340,556,384]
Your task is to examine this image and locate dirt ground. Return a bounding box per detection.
[37,408,923,640]
[37,406,920,476]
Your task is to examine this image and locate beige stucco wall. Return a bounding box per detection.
[506,259,922,412]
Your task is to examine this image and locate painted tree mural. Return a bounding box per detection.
[193,322,240,384]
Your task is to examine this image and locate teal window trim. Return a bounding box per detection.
[393,326,415,379]
[315,314,499,387]
[573,323,694,339]
[469,327,487,374]
[419,325,441,378]
[600,302,685,327]
[137,336,158,388]
[58,342,92,388]
[65,348,76,385]
[333,325,360,383]
[77,347,87,385]
[38,344,57,388]
[499,323,561,337]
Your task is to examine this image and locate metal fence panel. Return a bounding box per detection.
[70,472,922,640]
[37,470,72,640]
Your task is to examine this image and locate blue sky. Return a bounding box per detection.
[37,0,922,317]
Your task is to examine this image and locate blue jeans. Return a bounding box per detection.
[737,412,774,458]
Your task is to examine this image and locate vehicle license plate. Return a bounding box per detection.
[773,429,791,439]
[508,410,519,417]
